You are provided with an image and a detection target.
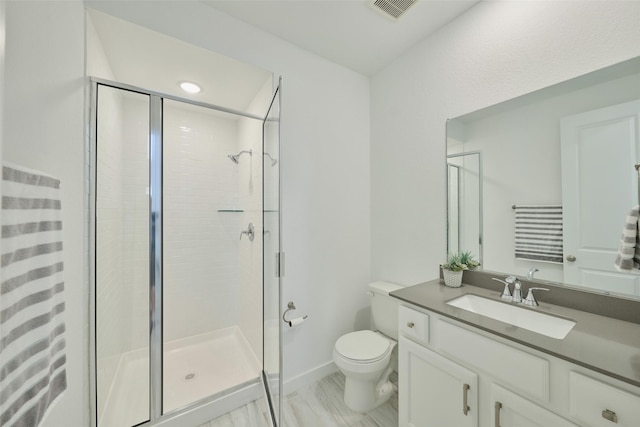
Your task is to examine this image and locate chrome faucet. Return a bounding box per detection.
[492,275,521,302]
[527,267,540,280]
[508,276,522,303]
[493,275,548,306]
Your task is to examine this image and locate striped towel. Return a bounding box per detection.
[514,205,564,264]
[614,206,640,271]
[1,163,67,427]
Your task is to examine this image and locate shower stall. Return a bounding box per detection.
[89,78,282,427]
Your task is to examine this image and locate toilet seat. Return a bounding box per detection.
[334,330,391,363]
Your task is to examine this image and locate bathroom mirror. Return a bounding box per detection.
[446,56,640,299]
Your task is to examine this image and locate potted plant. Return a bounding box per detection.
[459,251,480,269]
[441,252,479,288]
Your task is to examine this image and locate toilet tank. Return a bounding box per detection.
[369,281,404,339]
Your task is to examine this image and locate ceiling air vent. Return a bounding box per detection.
[370,0,418,21]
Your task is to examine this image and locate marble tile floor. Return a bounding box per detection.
[198,372,398,427]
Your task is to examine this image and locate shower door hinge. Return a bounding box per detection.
[275,252,285,278]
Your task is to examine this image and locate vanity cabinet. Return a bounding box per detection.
[398,303,640,427]
[399,337,478,427]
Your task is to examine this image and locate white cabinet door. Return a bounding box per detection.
[569,372,640,427]
[399,337,478,427]
[491,384,578,427]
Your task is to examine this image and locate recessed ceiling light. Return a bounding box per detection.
[179,81,201,94]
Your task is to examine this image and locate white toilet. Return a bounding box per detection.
[332,281,404,413]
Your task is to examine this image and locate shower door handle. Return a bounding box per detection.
[240,223,255,241]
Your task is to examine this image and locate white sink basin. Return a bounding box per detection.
[446,294,576,339]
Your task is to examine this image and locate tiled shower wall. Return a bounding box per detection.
[162,102,247,343]
[114,96,265,350]
[236,117,264,360]
[120,97,151,351]
[237,78,277,360]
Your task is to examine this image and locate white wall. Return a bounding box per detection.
[371,0,640,285]
[3,2,86,426]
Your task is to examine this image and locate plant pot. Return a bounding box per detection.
[443,269,463,288]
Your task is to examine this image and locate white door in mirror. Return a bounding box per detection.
[561,99,640,296]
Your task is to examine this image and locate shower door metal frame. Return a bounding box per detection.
[261,77,283,427]
[149,93,163,421]
[88,77,272,427]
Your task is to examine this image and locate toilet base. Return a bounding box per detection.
[342,366,395,413]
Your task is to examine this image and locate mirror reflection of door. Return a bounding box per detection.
[561,99,640,295]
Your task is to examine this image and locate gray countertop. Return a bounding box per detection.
[390,278,640,388]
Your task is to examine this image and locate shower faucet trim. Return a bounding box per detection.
[240,223,255,241]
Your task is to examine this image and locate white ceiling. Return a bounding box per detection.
[89,9,273,113]
[88,1,479,112]
[202,0,480,76]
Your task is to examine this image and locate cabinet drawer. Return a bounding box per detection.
[437,319,549,402]
[569,372,640,427]
[399,305,429,345]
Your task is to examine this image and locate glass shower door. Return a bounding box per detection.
[94,84,151,427]
[162,99,265,413]
[262,81,281,426]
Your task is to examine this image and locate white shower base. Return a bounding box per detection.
[99,326,261,427]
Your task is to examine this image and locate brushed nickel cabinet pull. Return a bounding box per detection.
[566,254,576,262]
[494,401,502,427]
[406,321,415,328]
[602,409,618,423]
[462,383,470,415]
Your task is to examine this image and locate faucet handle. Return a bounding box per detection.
[505,275,520,284]
[523,287,549,306]
[492,278,512,301]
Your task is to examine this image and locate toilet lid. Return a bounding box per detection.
[335,330,391,362]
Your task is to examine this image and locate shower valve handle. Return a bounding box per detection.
[240,223,255,241]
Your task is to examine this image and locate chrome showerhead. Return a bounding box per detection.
[263,152,278,166]
[228,149,252,164]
